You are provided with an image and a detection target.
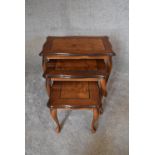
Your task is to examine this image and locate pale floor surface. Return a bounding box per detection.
[26,0,128,153]
[26,68,128,155]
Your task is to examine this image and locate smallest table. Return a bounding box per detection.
[48,81,102,133]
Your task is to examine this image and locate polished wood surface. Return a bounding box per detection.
[48,81,101,109]
[43,59,108,80]
[50,109,61,133]
[40,36,115,133]
[40,36,115,58]
[48,81,101,133]
[44,55,111,60]
[91,108,99,133]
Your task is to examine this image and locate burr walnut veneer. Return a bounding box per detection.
[40,36,115,133]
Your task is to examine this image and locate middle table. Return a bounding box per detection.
[44,59,108,99]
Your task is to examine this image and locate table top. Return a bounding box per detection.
[47,81,101,109]
[40,36,115,58]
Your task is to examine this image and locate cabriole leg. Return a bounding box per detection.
[91,108,99,133]
[100,79,107,97]
[50,109,61,133]
[45,77,51,97]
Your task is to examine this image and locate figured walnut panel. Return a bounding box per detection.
[60,82,89,99]
[44,59,108,79]
[48,81,101,109]
[40,36,115,57]
[55,60,98,70]
[52,38,105,52]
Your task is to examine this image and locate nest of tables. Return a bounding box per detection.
[40,36,115,133]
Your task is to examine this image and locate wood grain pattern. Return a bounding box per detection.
[52,38,105,51]
[47,81,101,109]
[50,78,100,81]
[47,81,102,133]
[44,55,111,60]
[44,59,108,80]
[40,36,115,133]
[45,77,51,97]
[40,36,115,58]
[60,82,89,99]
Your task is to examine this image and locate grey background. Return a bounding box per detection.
[26,0,129,155]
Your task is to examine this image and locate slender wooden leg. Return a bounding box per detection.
[42,57,46,72]
[98,82,104,114]
[100,79,107,97]
[106,57,112,82]
[108,57,112,74]
[45,77,51,97]
[91,108,99,133]
[99,104,104,114]
[50,109,61,133]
